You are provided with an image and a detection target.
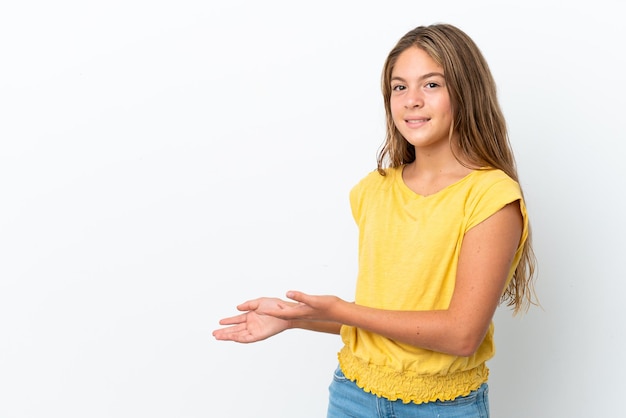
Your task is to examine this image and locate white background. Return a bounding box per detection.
[1,1,624,417]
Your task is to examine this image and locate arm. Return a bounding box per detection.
[268,201,523,356]
[290,319,343,334]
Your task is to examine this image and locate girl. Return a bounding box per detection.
[213,23,537,418]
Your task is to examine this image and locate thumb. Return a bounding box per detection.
[286,290,307,304]
[237,298,260,311]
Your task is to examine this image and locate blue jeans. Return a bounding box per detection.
[327,366,490,418]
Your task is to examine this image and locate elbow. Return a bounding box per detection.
[449,331,485,357]
[454,340,481,357]
[440,314,491,357]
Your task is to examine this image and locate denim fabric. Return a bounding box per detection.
[327,366,489,418]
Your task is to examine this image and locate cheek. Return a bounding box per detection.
[432,100,453,122]
[389,101,403,120]
[438,97,454,117]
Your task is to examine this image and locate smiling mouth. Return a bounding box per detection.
[406,118,430,123]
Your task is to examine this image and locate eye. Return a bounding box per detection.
[425,82,440,89]
[392,84,406,91]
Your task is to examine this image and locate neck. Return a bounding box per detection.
[409,142,469,175]
[402,145,473,196]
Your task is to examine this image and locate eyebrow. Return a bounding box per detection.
[391,72,445,83]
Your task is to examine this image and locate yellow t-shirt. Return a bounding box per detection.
[338,166,528,404]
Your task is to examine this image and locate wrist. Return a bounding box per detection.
[287,319,301,330]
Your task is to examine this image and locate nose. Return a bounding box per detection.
[404,88,423,108]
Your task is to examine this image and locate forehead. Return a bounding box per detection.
[392,46,444,77]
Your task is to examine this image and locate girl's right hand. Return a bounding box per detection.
[212,297,295,343]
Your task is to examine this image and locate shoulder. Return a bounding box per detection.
[351,166,402,194]
[462,169,526,230]
[466,169,522,196]
[348,167,402,222]
[471,168,517,184]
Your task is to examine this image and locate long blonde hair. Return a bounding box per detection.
[377,23,538,314]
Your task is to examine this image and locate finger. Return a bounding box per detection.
[218,313,247,325]
[286,290,308,304]
[214,328,257,344]
[212,323,248,340]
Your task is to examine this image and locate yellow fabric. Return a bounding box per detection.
[339,166,528,404]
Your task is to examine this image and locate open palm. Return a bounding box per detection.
[212,298,294,343]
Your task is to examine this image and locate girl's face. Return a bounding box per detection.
[389,46,455,153]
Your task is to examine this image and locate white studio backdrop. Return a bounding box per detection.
[1,1,624,417]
